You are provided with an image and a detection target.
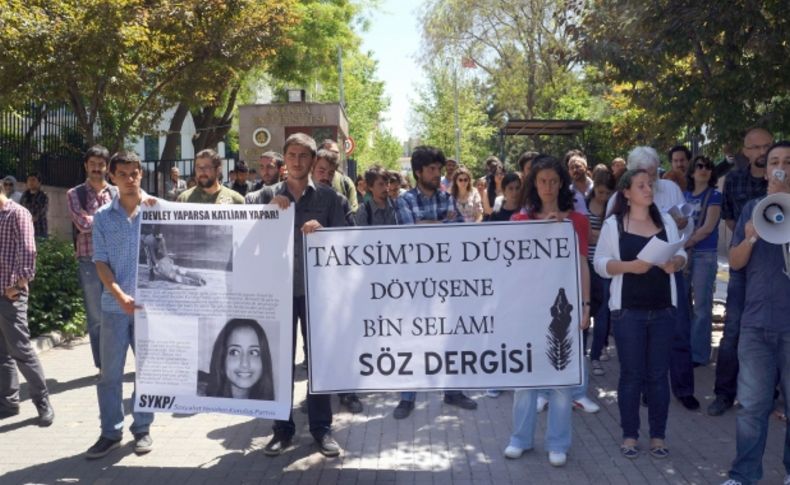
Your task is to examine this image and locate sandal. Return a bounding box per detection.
[649,446,670,459]
[620,444,640,459]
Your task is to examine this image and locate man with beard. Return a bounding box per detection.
[255,152,283,189]
[663,145,692,192]
[249,133,346,458]
[178,150,244,204]
[67,146,118,370]
[391,145,476,419]
[231,161,254,196]
[708,127,773,417]
[321,139,359,212]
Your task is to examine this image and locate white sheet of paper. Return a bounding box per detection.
[636,235,686,265]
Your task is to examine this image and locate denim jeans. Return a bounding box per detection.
[670,272,695,398]
[688,251,718,365]
[97,311,153,440]
[612,307,675,440]
[78,257,104,369]
[589,269,611,361]
[714,269,745,401]
[509,387,573,453]
[729,327,790,484]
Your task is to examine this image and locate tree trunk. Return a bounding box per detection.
[191,85,239,155]
[161,103,189,160]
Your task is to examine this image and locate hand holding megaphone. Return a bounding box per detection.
[752,192,790,245]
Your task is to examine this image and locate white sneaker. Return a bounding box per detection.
[573,396,600,413]
[720,480,742,485]
[504,445,526,459]
[537,395,548,413]
[486,389,502,398]
[548,451,567,467]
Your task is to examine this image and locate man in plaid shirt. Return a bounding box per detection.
[67,146,117,370]
[0,187,54,426]
[392,145,475,420]
[708,127,772,418]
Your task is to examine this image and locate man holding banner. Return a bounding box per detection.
[392,145,477,419]
[262,133,347,457]
[86,151,154,459]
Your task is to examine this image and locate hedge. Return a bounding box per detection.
[27,237,86,337]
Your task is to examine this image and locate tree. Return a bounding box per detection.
[0,0,298,152]
[411,65,496,175]
[571,0,790,148]
[421,0,578,121]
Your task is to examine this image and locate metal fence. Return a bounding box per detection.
[141,158,235,198]
[0,103,86,187]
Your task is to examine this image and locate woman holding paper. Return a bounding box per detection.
[683,156,722,366]
[594,169,686,460]
[504,155,592,468]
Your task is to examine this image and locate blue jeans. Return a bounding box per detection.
[729,327,790,484]
[97,311,153,440]
[688,251,718,365]
[670,272,695,398]
[714,269,745,401]
[78,257,104,369]
[612,308,675,440]
[589,270,611,361]
[509,388,573,453]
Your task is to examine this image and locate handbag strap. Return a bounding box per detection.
[697,188,714,228]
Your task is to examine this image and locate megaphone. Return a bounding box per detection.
[752,192,790,244]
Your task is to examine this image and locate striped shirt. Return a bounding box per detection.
[67,182,116,258]
[0,199,36,291]
[92,197,142,314]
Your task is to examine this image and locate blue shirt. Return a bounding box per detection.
[395,187,463,224]
[92,197,142,314]
[733,197,790,331]
[684,188,722,252]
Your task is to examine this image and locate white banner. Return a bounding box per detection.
[304,221,583,393]
[133,200,294,420]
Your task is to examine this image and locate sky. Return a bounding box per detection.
[359,0,426,142]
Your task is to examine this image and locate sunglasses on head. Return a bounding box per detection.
[695,163,712,170]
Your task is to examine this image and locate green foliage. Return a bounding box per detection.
[411,66,497,175]
[359,128,403,170]
[572,0,790,150]
[27,238,85,337]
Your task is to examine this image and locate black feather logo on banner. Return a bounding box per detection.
[546,288,573,371]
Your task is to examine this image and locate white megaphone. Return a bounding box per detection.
[752,192,790,244]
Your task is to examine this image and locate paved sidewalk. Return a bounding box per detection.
[1,333,788,485]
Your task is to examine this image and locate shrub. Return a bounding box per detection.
[27,238,86,337]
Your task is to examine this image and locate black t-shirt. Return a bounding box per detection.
[489,207,516,222]
[620,229,672,310]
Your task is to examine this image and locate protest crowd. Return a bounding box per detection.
[2,126,790,485]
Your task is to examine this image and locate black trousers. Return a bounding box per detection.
[272,296,332,440]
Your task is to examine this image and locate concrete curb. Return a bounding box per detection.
[32,330,70,353]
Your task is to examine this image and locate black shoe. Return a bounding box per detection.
[678,395,700,410]
[34,397,54,427]
[85,436,122,459]
[0,405,20,419]
[316,434,341,457]
[393,400,414,420]
[263,434,292,456]
[133,433,153,455]
[444,393,478,410]
[340,394,363,414]
[707,395,734,416]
